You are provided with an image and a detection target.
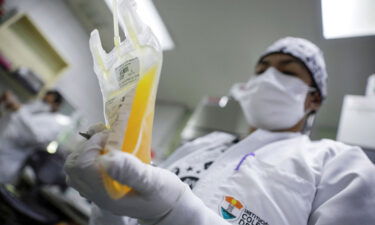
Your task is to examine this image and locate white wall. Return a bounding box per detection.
[5,0,104,125]
[153,0,375,138]
[4,0,375,139]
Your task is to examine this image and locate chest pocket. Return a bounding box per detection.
[212,157,315,225]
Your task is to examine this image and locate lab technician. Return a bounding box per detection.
[64,37,375,225]
[0,90,64,183]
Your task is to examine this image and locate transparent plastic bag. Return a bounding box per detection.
[89,0,162,199]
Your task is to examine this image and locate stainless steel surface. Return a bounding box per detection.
[181,96,248,142]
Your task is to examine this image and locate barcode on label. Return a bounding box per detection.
[118,67,128,81]
[115,57,140,88]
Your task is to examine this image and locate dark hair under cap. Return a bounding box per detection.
[46,90,63,105]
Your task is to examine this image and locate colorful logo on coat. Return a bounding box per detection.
[220,196,244,221]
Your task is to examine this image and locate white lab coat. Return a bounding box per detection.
[0,101,62,183]
[90,129,375,225]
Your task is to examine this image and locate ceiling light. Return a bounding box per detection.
[322,0,375,39]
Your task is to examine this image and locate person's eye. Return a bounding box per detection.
[281,70,297,76]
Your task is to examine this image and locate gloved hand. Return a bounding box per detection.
[64,131,188,221]
[79,123,107,139]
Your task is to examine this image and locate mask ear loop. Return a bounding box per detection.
[301,87,319,135]
[301,112,315,135]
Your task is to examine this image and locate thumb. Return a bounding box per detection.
[86,123,107,137]
[99,151,152,193]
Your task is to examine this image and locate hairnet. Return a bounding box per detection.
[260,37,328,99]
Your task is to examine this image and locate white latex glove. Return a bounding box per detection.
[79,122,107,139]
[64,131,187,221]
[90,204,137,225]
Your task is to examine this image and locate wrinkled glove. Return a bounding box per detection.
[79,123,107,139]
[64,131,188,221]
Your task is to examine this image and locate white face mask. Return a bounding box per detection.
[231,67,312,131]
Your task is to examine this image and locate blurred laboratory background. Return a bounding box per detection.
[0,0,374,224]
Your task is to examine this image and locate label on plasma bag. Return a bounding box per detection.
[116,57,140,89]
[105,57,140,150]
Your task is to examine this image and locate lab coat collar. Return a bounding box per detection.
[231,129,304,170]
[250,129,303,143]
[211,129,304,170]
[236,129,304,152]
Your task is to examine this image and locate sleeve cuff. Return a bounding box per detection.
[90,204,130,225]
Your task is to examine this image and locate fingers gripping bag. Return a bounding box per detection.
[89,0,162,199]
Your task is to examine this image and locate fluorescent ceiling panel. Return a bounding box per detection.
[105,0,175,50]
[321,0,375,39]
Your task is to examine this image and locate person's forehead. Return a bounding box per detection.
[259,53,301,65]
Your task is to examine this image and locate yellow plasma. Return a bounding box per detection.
[103,64,159,199]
